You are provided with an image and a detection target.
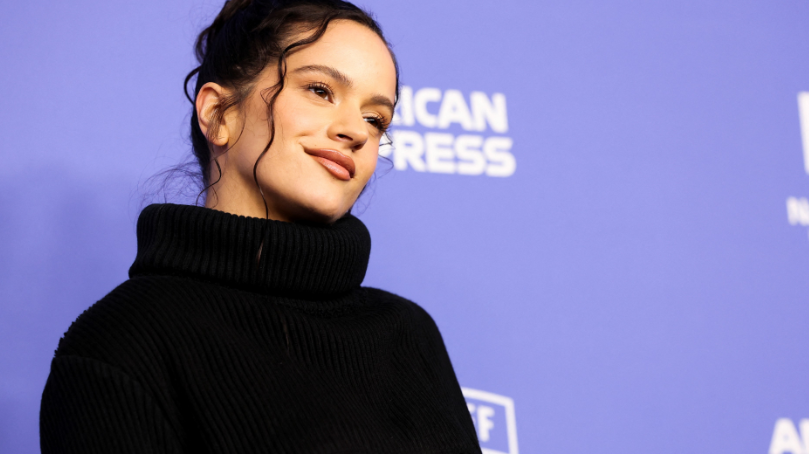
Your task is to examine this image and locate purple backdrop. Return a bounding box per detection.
[3,1,809,452]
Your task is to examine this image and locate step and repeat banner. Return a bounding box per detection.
[2,1,809,453]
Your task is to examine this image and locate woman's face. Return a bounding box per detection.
[198,20,397,223]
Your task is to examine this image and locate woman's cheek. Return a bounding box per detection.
[357,148,379,185]
[283,99,326,133]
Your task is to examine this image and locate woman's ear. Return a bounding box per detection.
[196,82,230,147]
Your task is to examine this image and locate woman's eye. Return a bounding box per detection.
[365,115,389,132]
[308,84,331,101]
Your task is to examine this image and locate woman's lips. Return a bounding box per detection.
[304,148,355,181]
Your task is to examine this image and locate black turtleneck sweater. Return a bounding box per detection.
[40,204,481,454]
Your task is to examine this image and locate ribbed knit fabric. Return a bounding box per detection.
[40,203,481,454]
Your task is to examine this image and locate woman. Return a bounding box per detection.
[39,0,481,452]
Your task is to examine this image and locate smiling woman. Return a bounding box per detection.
[197,20,397,223]
[38,1,481,453]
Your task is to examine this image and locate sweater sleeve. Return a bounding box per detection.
[412,306,481,446]
[40,355,183,454]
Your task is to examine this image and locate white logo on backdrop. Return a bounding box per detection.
[797,93,809,176]
[462,388,519,454]
[786,92,809,239]
[380,86,516,177]
[769,418,809,454]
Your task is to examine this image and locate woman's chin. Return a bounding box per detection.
[283,196,354,225]
[259,177,363,224]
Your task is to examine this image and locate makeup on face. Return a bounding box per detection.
[304,147,356,181]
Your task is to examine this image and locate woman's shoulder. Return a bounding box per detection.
[363,286,425,310]
[361,287,459,379]
[53,275,198,366]
[362,286,444,334]
[43,276,195,446]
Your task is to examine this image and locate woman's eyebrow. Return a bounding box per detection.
[368,95,394,115]
[292,64,394,114]
[293,64,353,88]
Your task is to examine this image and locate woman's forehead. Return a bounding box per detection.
[286,21,397,97]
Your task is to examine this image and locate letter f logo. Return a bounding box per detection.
[796,93,809,175]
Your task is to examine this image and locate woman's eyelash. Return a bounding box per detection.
[306,82,333,100]
[365,114,391,133]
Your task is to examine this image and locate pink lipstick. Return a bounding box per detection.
[304,148,355,181]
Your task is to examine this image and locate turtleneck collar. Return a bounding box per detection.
[128,203,371,298]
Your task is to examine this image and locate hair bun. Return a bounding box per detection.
[195,0,256,63]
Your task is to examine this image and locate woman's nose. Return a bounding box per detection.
[329,107,369,151]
